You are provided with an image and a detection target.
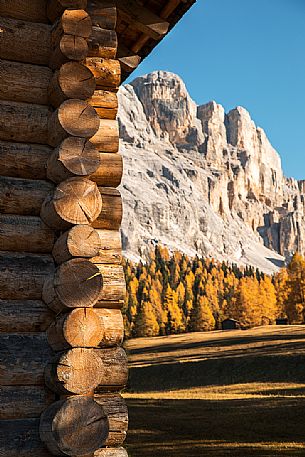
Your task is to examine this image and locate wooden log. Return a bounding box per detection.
[0,419,53,457]
[41,177,102,229]
[95,347,128,391]
[53,226,122,264]
[47,308,102,351]
[92,188,123,230]
[49,34,89,69]
[0,17,51,65]
[85,57,121,90]
[0,215,55,253]
[52,9,92,43]
[45,348,102,394]
[87,89,118,120]
[88,26,117,59]
[94,394,128,447]
[87,0,117,30]
[117,44,141,74]
[42,258,103,313]
[91,153,123,187]
[96,308,124,347]
[0,386,54,420]
[90,119,120,153]
[0,333,52,385]
[92,229,122,264]
[0,300,54,333]
[94,449,128,457]
[0,141,51,179]
[48,62,96,107]
[0,0,48,23]
[48,99,100,147]
[45,347,127,394]
[0,176,53,217]
[0,60,52,105]
[40,396,108,456]
[0,100,49,144]
[95,264,126,305]
[46,137,100,183]
[47,0,88,23]
[52,225,101,263]
[0,252,55,300]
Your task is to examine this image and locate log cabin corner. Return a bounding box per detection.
[0,1,196,456]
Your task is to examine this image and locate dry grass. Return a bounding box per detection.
[123,326,305,456]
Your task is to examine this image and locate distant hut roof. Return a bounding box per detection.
[115,0,197,81]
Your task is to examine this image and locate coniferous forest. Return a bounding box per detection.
[123,246,305,338]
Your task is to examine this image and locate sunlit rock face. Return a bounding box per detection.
[118,71,305,273]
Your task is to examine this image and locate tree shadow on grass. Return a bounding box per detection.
[126,397,305,457]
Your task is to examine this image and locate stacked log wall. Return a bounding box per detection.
[0,1,127,456]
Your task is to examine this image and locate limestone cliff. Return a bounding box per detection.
[118,71,305,273]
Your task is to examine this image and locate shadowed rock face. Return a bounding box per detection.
[118,71,305,273]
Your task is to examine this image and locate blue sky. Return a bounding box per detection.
[126,0,305,179]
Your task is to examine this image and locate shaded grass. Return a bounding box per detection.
[124,326,305,456]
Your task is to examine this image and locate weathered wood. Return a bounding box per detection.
[0,215,55,253]
[95,347,128,391]
[48,0,88,23]
[45,347,127,394]
[0,333,52,385]
[49,34,89,69]
[92,187,123,230]
[0,17,51,65]
[0,141,51,179]
[0,60,52,105]
[42,258,103,313]
[117,44,141,73]
[0,252,54,300]
[52,9,92,43]
[3,260,51,300]
[95,264,126,305]
[45,348,102,394]
[48,62,96,107]
[91,153,123,187]
[0,0,48,23]
[47,137,100,183]
[95,394,128,447]
[92,229,122,264]
[88,89,118,120]
[116,0,169,39]
[41,177,102,229]
[0,100,49,144]
[40,396,108,456]
[47,308,102,351]
[96,308,124,347]
[0,300,54,333]
[52,225,101,263]
[0,386,54,419]
[90,119,120,153]
[94,449,128,457]
[0,419,53,457]
[0,176,53,217]
[85,57,121,90]
[87,0,117,30]
[48,99,100,147]
[88,26,117,58]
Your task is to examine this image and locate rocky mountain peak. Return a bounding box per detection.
[118,71,305,272]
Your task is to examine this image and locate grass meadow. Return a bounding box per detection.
[123,326,305,456]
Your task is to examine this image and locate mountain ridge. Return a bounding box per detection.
[118,70,305,273]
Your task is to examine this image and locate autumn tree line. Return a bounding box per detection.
[122,246,305,338]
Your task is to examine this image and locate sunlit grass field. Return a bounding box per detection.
[123,326,305,456]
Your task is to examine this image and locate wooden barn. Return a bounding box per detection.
[0,1,196,456]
